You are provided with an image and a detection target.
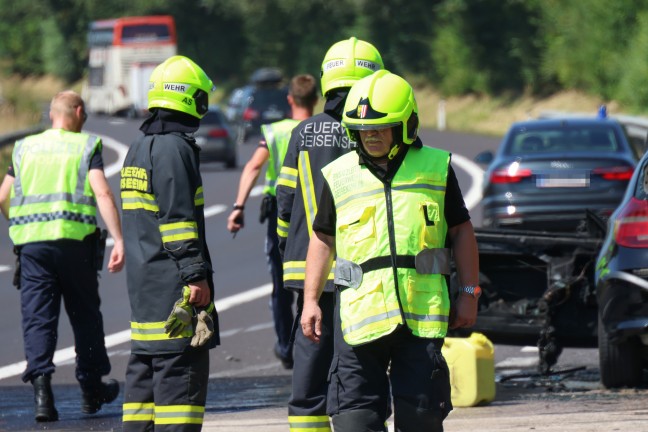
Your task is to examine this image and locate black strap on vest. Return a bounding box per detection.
[360,255,416,273]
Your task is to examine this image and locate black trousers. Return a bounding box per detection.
[264,198,295,360]
[287,291,335,431]
[328,291,452,432]
[19,239,110,386]
[122,349,210,432]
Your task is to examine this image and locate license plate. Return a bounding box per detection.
[536,175,589,188]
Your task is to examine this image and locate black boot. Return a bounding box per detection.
[81,379,119,414]
[32,375,59,422]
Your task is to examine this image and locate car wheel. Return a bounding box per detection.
[225,155,237,169]
[598,315,642,388]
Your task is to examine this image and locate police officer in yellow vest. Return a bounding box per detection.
[227,74,318,368]
[0,90,125,422]
[301,71,480,432]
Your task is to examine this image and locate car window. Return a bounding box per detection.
[507,125,623,155]
[634,160,648,199]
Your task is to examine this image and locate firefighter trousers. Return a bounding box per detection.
[328,291,452,432]
[287,291,335,432]
[122,349,209,432]
[264,199,295,363]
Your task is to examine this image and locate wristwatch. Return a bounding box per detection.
[460,285,482,299]
[233,203,245,211]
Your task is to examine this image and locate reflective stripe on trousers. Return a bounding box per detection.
[122,350,209,432]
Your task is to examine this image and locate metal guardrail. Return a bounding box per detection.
[614,114,648,143]
[0,125,47,149]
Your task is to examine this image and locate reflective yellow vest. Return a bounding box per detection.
[322,146,451,345]
[9,129,99,245]
[261,119,298,196]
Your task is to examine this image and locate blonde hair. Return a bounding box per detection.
[50,90,84,118]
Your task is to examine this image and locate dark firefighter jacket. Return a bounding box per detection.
[121,111,218,355]
[276,92,354,292]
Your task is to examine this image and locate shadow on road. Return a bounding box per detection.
[0,375,291,431]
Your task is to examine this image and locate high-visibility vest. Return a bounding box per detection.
[9,129,99,245]
[261,119,298,196]
[322,146,451,345]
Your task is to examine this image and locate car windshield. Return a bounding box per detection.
[506,125,622,155]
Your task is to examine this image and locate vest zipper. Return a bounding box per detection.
[384,181,406,324]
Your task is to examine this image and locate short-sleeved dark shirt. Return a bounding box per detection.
[313,144,470,236]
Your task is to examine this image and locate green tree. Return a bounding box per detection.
[431,0,543,95]
[617,11,648,108]
[356,0,439,82]
[0,2,47,76]
[539,0,643,99]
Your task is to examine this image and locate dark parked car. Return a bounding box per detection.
[239,85,290,141]
[595,152,648,388]
[225,68,291,144]
[194,106,237,168]
[476,117,638,232]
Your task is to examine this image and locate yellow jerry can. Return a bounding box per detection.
[442,332,496,407]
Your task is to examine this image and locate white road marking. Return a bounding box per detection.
[245,322,274,333]
[451,154,483,210]
[209,360,285,379]
[0,283,272,381]
[496,356,539,368]
[521,346,539,353]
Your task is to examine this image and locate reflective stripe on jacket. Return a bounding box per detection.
[9,129,99,245]
[121,132,217,355]
[275,108,354,291]
[262,118,298,196]
[322,146,451,345]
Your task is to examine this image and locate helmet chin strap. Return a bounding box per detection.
[387,144,401,160]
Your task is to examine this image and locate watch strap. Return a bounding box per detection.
[461,285,481,298]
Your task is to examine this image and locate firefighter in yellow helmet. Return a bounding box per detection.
[301,70,480,431]
[120,55,219,432]
[275,37,384,432]
[227,74,319,370]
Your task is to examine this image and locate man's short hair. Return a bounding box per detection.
[289,74,318,108]
[50,90,84,118]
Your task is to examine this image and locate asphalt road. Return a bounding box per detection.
[0,115,622,431]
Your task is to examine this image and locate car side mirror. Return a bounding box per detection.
[474,151,494,165]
